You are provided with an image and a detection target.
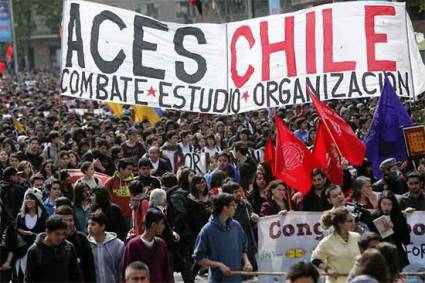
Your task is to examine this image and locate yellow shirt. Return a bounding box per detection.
[311,231,360,283]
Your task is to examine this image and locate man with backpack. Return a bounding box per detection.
[161,172,194,283]
[25,215,84,282]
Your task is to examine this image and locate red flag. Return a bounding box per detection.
[313,120,344,185]
[0,61,5,74]
[307,89,365,165]
[263,136,275,174]
[6,44,13,63]
[274,115,321,195]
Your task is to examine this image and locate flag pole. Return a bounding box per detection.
[318,118,343,158]
[307,87,344,158]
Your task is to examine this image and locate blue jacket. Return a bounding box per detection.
[205,165,240,189]
[193,216,248,282]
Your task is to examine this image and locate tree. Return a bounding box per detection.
[12,0,62,70]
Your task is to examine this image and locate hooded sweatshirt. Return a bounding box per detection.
[88,232,124,283]
[25,233,84,282]
[193,215,248,282]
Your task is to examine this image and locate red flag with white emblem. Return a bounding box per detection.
[274,115,321,195]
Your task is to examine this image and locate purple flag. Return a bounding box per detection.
[364,76,412,180]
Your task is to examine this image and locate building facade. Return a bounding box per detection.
[23,0,425,69]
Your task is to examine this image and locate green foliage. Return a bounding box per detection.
[34,0,63,34]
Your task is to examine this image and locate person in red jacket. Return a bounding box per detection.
[123,209,172,283]
[105,159,134,226]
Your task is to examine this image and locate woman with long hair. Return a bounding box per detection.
[350,249,389,283]
[67,150,80,169]
[90,187,127,241]
[188,175,212,238]
[203,133,221,158]
[17,161,34,189]
[248,163,274,215]
[369,190,410,269]
[15,188,48,281]
[0,150,9,171]
[312,207,360,283]
[178,167,196,192]
[73,183,91,235]
[347,176,377,209]
[260,180,294,216]
[39,159,54,181]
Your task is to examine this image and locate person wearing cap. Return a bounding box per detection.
[0,166,25,217]
[372,158,408,195]
[122,127,146,168]
[15,188,48,281]
[399,171,425,211]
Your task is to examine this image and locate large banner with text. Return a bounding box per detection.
[61,0,425,114]
[257,211,425,282]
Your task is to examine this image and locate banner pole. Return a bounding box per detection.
[230,271,425,277]
[404,5,416,102]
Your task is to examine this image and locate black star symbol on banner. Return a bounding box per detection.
[147,86,157,97]
[242,91,249,102]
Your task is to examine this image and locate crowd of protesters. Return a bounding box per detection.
[0,72,424,283]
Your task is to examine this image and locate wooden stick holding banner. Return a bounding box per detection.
[230,271,425,277]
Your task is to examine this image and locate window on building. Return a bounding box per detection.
[50,46,61,68]
[137,2,159,19]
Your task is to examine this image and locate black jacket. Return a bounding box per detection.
[103,204,128,242]
[187,194,211,242]
[67,231,96,283]
[16,210,48,249]
[0,217,17,265]
[25,233,84,282]
[166,185,192,241]
[237,156,258,192]
[369,211,410,268]
[151,158,172,177]
[372,177,408,195]
[135,175,161,189]
[302,189,331,212]
[0,180,25,217]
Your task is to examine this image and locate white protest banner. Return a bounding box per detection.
[405,211,425,265]
[61,0,228,114]
[257,211,425,282]
[184,152,207,174]
[257,212,323,283]
[61,1,425,115]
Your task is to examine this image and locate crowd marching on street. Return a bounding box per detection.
[0,71,423,283]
